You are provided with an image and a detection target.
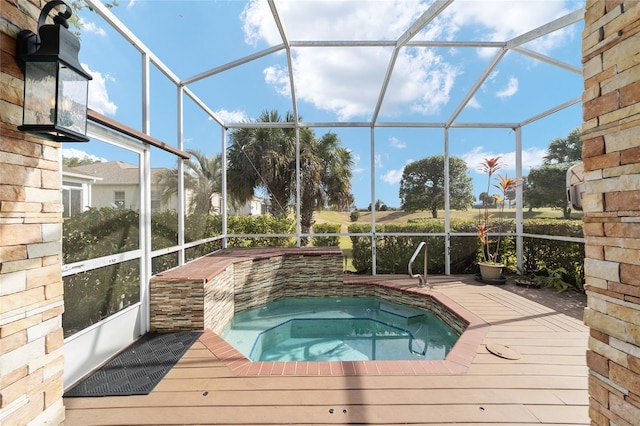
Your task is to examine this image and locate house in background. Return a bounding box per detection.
[64,161,181,213]
[64,160,267,216]
[213,193,270,216]
[61,167,101,217]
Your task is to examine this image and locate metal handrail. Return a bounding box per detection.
[409,336,427,356]
[408,241,428,286]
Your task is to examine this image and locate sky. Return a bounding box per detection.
[67,0,586,209]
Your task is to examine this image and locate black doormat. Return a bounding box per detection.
[64,331,202,397]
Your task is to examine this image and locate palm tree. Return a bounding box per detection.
[543,128,582,164]
[299,132,353,236]
[227,110,354,241]
[227,110,297,217]
[155,149,222,215]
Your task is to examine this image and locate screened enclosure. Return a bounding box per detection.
[61,0,585,344]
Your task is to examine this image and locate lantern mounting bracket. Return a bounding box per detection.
[16,1,72,71]
[15,0,92,142]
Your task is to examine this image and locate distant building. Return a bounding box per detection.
[61,167,101,217]
[62,161,267,216]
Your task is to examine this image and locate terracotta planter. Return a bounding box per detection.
[479,262,504,280]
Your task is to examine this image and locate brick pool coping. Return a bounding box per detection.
[198,279,489,376]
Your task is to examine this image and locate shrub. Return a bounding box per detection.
[311,223,341,246]
[349,218,584,291]
[349,220,478,275]
[226,215,296,247]
[522,219,584,291]
[350,210,360,222]
[62,209,296,336]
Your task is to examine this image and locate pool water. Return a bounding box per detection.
[221,297,460,362]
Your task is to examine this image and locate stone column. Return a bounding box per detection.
[582,1,640,424]
[0,1,66,424]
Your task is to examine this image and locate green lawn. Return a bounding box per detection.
[315,207,582,227]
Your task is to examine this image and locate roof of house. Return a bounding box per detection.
[65,161,168,185]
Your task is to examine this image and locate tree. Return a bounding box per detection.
[399,155,474,218]
[524,128,583,218]
[299,132,354,237]
[521,176,535,212]
[525,162,575,218]
[367,200,388,211]
[155,149,222,215]
[227,110,354,239]
[227,110,297,217]
[543,127,582,164]
[478,192,495,208]
[63,156,100,167]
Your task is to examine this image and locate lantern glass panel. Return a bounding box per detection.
[23,61,56,126]
[57,63,89,136]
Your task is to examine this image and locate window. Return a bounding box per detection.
[114,191,125,208]
[151,190,161,211]
[62,187,83,217]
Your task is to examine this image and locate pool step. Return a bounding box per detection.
[379,302,424,323]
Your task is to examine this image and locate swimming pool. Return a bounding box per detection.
[221,297,460,362]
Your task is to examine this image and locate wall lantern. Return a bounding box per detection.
[16,0,92,142]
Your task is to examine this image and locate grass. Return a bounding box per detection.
[315,207,582,227]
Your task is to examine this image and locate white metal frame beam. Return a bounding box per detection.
[79,0,585,277]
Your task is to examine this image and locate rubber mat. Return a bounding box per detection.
[63,331,202,397]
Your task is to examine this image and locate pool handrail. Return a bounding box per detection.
[408,241,428,287]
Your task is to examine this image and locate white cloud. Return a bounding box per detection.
[350,152,364,174]
[263,66,290,96]
[462,146,546,175]
[214,109,249,123]
[444,1,578,58]
[83,64,117,116]
[62,148,108,162]
[375,153,383,168]
[82,21,106,37]
[389,137,406,149]
[240,0,577,120]
[496,77,519,98]
[243,0,428,45]
[466,96,481,109]
[241,1,460,120]
[382,158,414,184]
[382,168,404,185]
[127,1,136,9]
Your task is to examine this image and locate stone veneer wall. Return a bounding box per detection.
[150,248,467,337]
[204,264,234,335]
[150,249,345,334]
[148,279,206,331]
[582,1,640,425]
[0,1,66,425]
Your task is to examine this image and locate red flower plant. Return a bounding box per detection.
[478,157,522,264]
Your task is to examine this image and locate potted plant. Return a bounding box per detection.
[477,156,521,282]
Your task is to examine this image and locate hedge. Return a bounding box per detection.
[62,208,295,336]
[348,220,479,276]
[349,219,584,291]
[62,210,585,336]
[311,223,341,247]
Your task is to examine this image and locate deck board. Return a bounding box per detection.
[64,275,589,425]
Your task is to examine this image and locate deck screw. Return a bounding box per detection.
[329,408,334,414]
[343,409,348,414]
[202,391,208,396]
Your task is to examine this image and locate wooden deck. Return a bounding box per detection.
[64,275,589,425]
